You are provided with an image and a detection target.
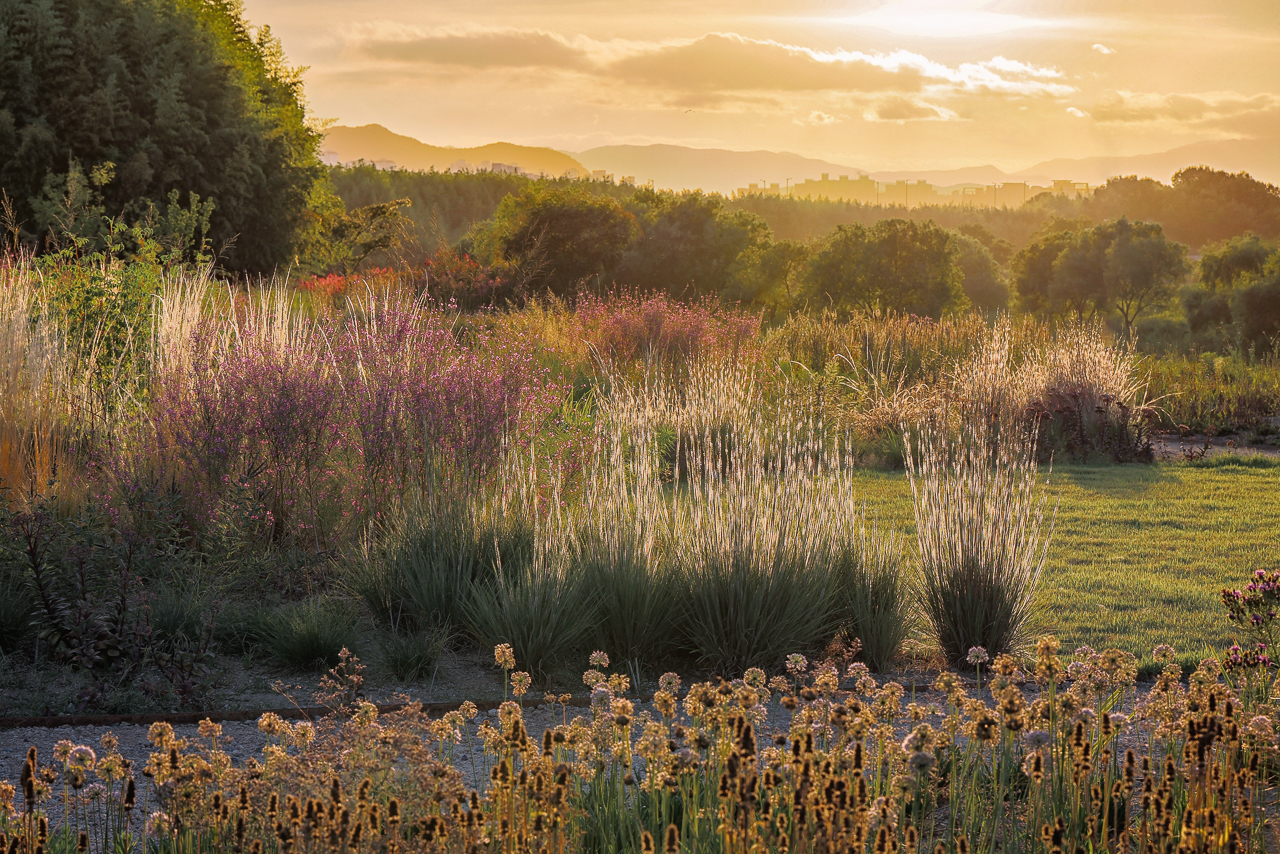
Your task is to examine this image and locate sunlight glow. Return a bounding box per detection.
[840,3,1059,39]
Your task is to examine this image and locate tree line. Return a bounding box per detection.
[2,0,1278,351]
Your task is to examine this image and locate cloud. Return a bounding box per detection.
[1092,90,1280,125]
[1091,44,1115,55]
[865,97,955,122]
[350,27,1074,100]
[798,111,838,125]
[358,27,592,70]
[604,34,923,93]
[1066,106,1089,117]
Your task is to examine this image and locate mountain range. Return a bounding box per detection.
[322,124,587,177]
[323,124,1280,195]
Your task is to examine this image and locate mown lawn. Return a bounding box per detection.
[847,455,1280,671]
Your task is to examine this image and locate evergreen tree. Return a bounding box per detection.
[0,0,323,271]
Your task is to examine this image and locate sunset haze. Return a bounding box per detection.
[244,0,1280,183]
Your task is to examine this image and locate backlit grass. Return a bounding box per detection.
[848,455,1280,671]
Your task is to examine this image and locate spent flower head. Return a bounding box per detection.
[495,644,516,671]
[967,646,989,666]
[786,654,808,675]
[589,651,610,669]
[511,672,532,697]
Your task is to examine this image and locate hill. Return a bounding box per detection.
[322,124,587,177]
[573,144,866,194]
[1018,137,1280,187]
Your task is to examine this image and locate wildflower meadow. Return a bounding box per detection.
[0,254,1279,852]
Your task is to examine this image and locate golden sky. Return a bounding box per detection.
[243,0,1280,172]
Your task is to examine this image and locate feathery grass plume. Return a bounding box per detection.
[573,376,677,678]
[462,451,596,679]
[662,360,857,672]
[0,267,73,508]
[907,328,1055,664]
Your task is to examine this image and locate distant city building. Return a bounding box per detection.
[372,159,397,171]
[738,172,1092,209]
[620,175,636,186]
[590,169,613,181]
[490,162,519,175]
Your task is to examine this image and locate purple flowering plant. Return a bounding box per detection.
[1222,568,1280,653]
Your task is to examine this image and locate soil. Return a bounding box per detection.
[1152,429,1280,460]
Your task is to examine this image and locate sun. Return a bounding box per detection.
[839,2,1058,39]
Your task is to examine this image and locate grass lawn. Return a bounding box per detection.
[847,455,1280,672]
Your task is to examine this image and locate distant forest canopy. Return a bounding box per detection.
[329,162,1280,255]
[322,163,1280,352]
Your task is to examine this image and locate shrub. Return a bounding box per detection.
[574,292,758,375]
[906,408,1053,665]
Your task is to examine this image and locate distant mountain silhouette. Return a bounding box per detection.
[1016,137,1280,187]
[323,124,587,177]
[574,144,867,194]
[324,125,1280,193]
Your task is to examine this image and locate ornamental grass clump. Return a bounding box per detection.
[829,521,911,672]
[906,399,1054,666]
[571,407,677,681]
[659,364,866,673]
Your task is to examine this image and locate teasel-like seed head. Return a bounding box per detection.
[330,777,342,805]
[664,823,680,854]
[642,830,655,854]
[123,777,136,812]
[358,778,371,804]
[77,832,88,854]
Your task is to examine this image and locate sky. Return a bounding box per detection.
[242,0,1280,173]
